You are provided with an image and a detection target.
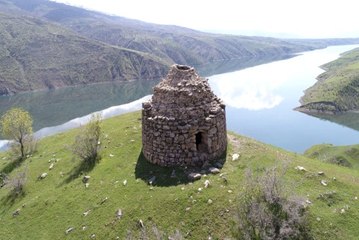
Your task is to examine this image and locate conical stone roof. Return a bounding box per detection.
[149,64,223,118]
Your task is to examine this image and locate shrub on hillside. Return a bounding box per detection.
[72,114,102,167]
[328,156,352,168]
[0,172,8,188]
[234,167,312,240]
[6,168,27,198]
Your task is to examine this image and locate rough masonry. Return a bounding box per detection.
[142,64,227,167]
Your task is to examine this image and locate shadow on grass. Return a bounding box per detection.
[60,157,98,186]
[1,188,26,208]
[1,157,26,175]
[135,148,227,187]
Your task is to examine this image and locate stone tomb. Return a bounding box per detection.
[142,64,227,166]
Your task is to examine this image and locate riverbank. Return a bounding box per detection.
[297,46,359,114]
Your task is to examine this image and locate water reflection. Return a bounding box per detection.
[209,46,358,111]
[0,54,293,133]
[35,96,151,138]
[209,66,285,110]
[196,55,294,77]
[209,45,359,152]
[208,57,303,110]
[302,111,359,132]
[0,80,157,131]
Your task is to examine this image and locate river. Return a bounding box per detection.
[1,45,359,152]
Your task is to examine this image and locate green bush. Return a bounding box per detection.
[72,114,102,167]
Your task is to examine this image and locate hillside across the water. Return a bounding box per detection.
[296,47,359,114]
[1,0,359,95]
[0,12,168,95]
[0,112,358,239]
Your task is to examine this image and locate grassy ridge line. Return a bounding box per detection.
[3,0,357,68]
[297,47,359,113]
[0,111,359,239]
[1,0,307,66]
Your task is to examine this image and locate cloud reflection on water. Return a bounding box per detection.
[209,60,291,110]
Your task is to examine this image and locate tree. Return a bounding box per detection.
[0,108,34,159]
[72,113,102,167]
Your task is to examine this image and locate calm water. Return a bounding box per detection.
[209,45,359,152]
[1,46,359,152]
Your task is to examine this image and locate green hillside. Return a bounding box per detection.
[297,47,359,113]
[0,12,168,95]
[1,112,358,239]
[305,144,359,169]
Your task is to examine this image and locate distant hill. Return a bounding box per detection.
[5,0,359,65]
[296,47,359,114]
[1,0,359,94]
[0,12,168,95]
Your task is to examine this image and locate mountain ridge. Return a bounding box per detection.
[0,11,169,95]
[1,0,359,95]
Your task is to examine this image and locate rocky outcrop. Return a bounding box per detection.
[142,65,227,167]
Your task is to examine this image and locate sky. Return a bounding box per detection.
[51,0,359,38]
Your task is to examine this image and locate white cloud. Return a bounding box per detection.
[51,0,359,37]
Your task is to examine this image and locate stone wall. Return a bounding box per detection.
[142,65,227,167]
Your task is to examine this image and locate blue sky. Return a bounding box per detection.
[52,0,358,38]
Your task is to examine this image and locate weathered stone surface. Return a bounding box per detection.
[148,176,156,185]
[39,172,48,179]
[188,172,202,181]
[82,175,91,183]
[83,210,91,216]
[115,209,123,219]
[209,167,220,174]
[65,227,74,234]
[204,179,210,188]
[232,153,240,161]
[12,208,21,217]
[49,163,54,170]
[142,64,227,167]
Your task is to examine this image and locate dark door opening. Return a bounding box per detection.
[195,132,202,151]
[195,132,208,153]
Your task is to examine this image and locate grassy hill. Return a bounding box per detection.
[305,144,359,169]
[297,47,359,113]
[1,111,358,239]
[0,12,169,95]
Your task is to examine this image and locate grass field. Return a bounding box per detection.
[0,111,358,239]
